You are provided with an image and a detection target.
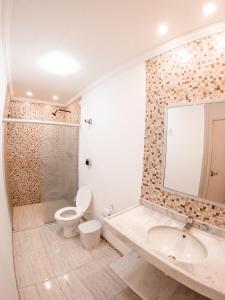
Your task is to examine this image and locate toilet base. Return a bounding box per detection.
[63,226,79,238]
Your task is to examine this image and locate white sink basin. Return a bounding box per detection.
[147,225,208,263]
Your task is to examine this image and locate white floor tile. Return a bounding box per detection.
[57,272,95,300]
[13,228,54,288]
[71,260,126,300]
[39,223,92,276]
[19,278,66,300]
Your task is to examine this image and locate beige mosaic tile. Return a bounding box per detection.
[141,31,225,228]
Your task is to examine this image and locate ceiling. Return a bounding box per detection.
[8,0,225,104]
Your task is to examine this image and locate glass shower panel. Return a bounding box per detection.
[40,125,79,223]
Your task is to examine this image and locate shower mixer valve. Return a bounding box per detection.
[85,158,92,167]
[85,119,92,125]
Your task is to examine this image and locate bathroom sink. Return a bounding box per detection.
[147,225,207,263]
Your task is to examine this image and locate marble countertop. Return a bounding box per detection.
[104,205,225,300]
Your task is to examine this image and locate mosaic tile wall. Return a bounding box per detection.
[5,100,80,206]
[141,31,225,228]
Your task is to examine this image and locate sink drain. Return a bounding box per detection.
[168,255,176,260]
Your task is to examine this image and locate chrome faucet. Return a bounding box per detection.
[183,216,193,231]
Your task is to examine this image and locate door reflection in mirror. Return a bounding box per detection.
[164,101,225,204]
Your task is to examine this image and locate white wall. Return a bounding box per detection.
[79,63,146,254]
[164,105,205,196]
[0,1,19,298]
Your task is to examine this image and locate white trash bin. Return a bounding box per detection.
[78,220,102,249]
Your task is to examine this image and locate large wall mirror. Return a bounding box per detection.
[163,101,225,205]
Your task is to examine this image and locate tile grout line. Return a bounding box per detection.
[54,276,69,300]
[21,238,111,298]
[18,230,69,298]
[13,221,57,233]
[38,226,60,280]
[49,238,125,300]
[16,225,57,293]
[18,276,58,291]
[33,225,103,299]
[37,224,83,300]
[110,290,126,300]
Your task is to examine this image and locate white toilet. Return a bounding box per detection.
[54,186,92,238]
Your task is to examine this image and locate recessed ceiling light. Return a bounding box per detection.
[26,91,33,97]
[157,24,168,36]
[38,51,80,75]
[52,95,59,100]
[203,2,216,16]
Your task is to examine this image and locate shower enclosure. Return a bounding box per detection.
[40,124,79,224]
[4,100,80,230]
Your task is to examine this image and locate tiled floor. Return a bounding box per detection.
[13,222,141,300]
[13,205,209,300]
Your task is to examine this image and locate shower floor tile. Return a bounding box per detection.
[13,200,72,231]
[13,203,45,231]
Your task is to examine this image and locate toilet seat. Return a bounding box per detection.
[54,186,92,238]
[55,207,82,221]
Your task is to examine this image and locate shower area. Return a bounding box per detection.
[4,99,80,231]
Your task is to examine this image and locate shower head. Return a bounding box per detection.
[52,108,71,116]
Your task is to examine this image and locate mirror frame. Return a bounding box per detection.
[162,99,225,209]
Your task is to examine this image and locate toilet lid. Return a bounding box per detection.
[76,186,92,213]
[78,220,102,234]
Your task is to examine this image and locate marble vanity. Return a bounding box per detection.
[104,203,225,300]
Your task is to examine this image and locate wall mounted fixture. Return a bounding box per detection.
[85,158,92,167]
[102,205,114,217]
[52,108,71,116]
[85,119,92,125]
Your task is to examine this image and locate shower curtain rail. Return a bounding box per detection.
[2,118,80,127]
